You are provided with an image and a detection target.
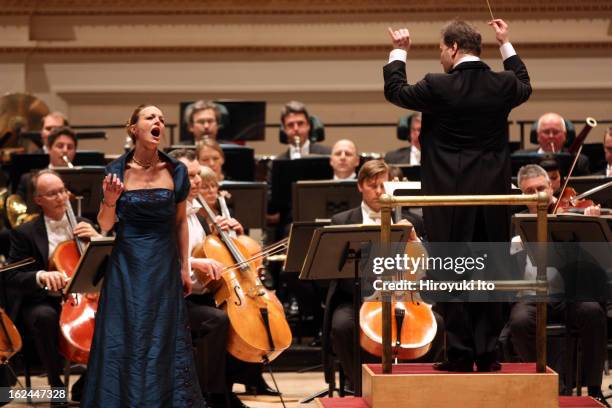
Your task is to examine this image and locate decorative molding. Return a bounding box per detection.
[1,0,610,16]
[1,42,611,60]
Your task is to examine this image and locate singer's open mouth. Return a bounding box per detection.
[151,128,161,137]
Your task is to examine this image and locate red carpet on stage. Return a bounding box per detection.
[317,396,604,408]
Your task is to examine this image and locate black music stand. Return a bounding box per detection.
[219,181,267,229]
[63,237,115,295]
[391,164,421,181]
[269,156,333,218]
[283,221,331,273]
[513,214,612,301]
[511,152,574,177]
[54,166,106,220]
[567,176,612,208]
[299,225,413,399]
[292,180,361,222]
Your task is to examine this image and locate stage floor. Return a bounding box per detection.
[8,370,612,407]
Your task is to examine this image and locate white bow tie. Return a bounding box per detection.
[47,218,69,232]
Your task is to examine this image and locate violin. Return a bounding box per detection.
[49,195,98,365]
[193,194,292,363]
[359,238,437,360]
[556,180,612,214]
[553,118,597,214]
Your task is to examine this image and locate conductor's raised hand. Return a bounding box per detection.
[488,19,509,46]
[387,27,411,51]
[102,173,124,207]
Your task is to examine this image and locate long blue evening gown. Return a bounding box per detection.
[81,150,205,407]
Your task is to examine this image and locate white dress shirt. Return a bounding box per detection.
[289,140,310,160]
[36,214,73,287]
[410,145,421,166]
[607,164,612,177]
[186,199,208,295]
[333,172,356,181]
[360,202,382,226]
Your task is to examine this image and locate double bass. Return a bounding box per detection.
[192,194,292,363]
[49,195,98,365]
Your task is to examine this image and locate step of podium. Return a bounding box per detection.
[362,362,559,407]
[316,396,604,408]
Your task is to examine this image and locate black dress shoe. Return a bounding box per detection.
[475,360,502,372]
[244,377,281,396]
[433,360,474,372]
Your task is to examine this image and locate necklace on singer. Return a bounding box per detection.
[132,153,158,169]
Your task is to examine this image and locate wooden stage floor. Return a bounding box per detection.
[8,370,612,407]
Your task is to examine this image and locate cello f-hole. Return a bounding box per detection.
[233,285,242,306]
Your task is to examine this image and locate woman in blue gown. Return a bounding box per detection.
[82,105,205,407]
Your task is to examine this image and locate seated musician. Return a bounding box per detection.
[197,138,226,182]
[539,157,562,196]
[185,100,223,143]
[594,126,612,176]
[16,126,77,200]
[514,112,590,175]
[324,159,443,387]
[506,164,607,406]
[5,169,101,401]
[330,139,360,181]
[37,111,69,154]
[170,150,276,408]
[384,112,421,165]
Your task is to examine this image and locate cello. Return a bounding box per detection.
[0,258,34,364]
[192,194,292,363]
[49,195,98,365]
[359,238,437,360]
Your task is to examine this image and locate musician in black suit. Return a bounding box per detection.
[384,19,531,372]
[514,112,591,176]
[324,159,442,386]
[385,112,421,165]
[5,169,100,399]
[507,164,607,405]
[267,101,331,241]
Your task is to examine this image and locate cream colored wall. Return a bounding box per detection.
[1,2,611,156]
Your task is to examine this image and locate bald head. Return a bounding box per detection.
[330,139,359,179]
[537,112,566,153]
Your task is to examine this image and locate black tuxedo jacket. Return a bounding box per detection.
[384,55,532,242]
[384,146,413,164]
[5,215,92,320]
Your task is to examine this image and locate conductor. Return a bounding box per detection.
[383,19,532,372]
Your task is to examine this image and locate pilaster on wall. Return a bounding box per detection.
[0,0,610,154]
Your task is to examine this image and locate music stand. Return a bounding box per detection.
[283,221,330,273]
[219,181,267,229]
[63,237,115,295]
[391,164,421,181]
[269,156,333,217]
[299,225,413,398]
[220,144,255,181]
[511,152,574,177]
[54,166,106,220]
[513,214,612,301]
[292,180,361,222]
[567,176,612,208]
